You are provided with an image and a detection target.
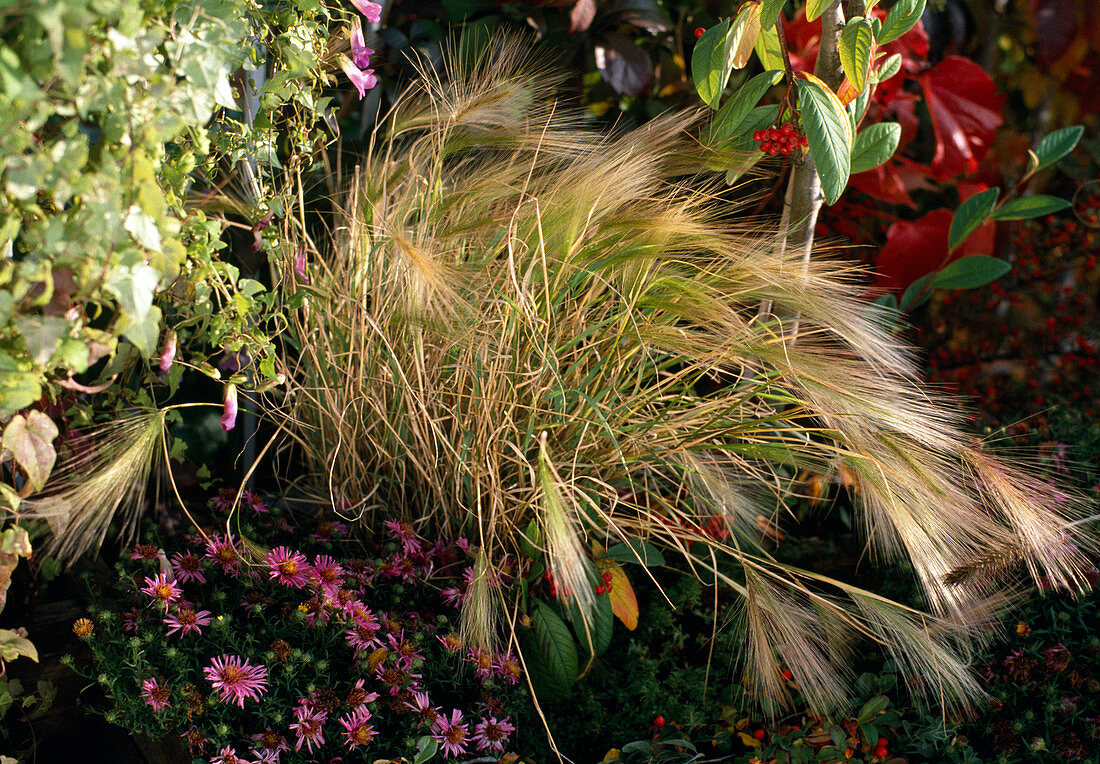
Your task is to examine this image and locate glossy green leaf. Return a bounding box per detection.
[704,69,783,144]
[1030,125,1084,173]
[878,0,926,44]
[850,122,901,174]
[839,17,874,92]
[899,272,934,311]
[948,188,998,251]
[931,255,1011,290]
[989,195,1071,221]
[874,52,902,81]
[692,20,732,109]
[522,599,578,701]
[603,539,666,566]
[567,584,614,657]
[796,75,853,205]
[759,0,785,31]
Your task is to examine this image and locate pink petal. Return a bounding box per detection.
[221,383,238,432]
[350,0,382,23]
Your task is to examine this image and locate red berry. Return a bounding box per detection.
[653,715,666,728]
[874,745,889,758]
[753,130,763,142]
[877,738,888,747]
[695,27,705,38]
[752,728,767,740]
[602,570,613,583]
[767,144,779,155]
[543,570,553,581]
[595,584,606,595]
[782,669,793,680]
[782,122,794,134]
[800,136,808,147]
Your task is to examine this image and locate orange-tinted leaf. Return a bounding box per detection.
[737,731,762,747]
[836,77,860,106]
[596,559,638,630]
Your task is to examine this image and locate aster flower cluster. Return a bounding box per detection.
[72,489,524,763]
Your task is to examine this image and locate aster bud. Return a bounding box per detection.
[159,330,177,373]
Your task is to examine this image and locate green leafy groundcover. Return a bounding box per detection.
[69,492,531,762]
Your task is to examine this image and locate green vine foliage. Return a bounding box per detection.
[0,0,340,419]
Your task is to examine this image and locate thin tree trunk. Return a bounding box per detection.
[786,0,848,341]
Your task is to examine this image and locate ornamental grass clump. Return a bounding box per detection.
[275,38,1095,714]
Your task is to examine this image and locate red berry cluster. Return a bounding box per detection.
[541,570,573,599]
[595,570,614,596]
[753,123,807,155]
[873,736,889,759]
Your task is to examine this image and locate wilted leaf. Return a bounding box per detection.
[0,628,37,663]
[596,559,638,630]
[569,0,596,34]
[595,32,653,97]
[2,410,58,492]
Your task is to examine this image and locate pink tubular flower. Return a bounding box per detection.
[338,55,378,100]
[159,330,176,373]
[350,0,382,22]
[473,715,515,754]
[432,709,470,758]
[350,18,373,69]
[140,573,182,611]
[290,707,328,754]
[265,546,312,588]
[170,551,206,584]
[140,678,171,711]
[203,654,268,707]
[337,705,376,749]
[310,555,345,599]
[164,607,213,638]
[221,383,238,432]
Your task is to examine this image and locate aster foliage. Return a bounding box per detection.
[275,36,1096,715]
[71,490,523,762]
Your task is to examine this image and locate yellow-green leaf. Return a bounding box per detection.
[729,1,762,69]
[806,0,835,22]
[753,22,785,72]
[839,17,874,93]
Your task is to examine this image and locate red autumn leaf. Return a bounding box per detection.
[918,56,1004,181]
[873,195,997,295]
[850,154,936,207]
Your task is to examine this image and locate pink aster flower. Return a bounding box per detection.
[170,551,207,584]
[344,613,381,653]
[337,705,376,749]
[350,0,382,22]
[310,555,345,599]
[387,631,423,670]
[473,715,515,754]
[494,651,523,685]
[203,655,268,707]
[345,678,379,710]
[130,543,160,561]
[290,707,328,754]
[265,546,312,588]
[440,586,466,608]
[337,55,377,100]
[465,646,494,681]
[121,607,143,634]
[437,633,464,652]
[210,747,249,764]
[432,709,470,758]
[140,678,171,711]
[405,690,441,728]
[221,383,238,432]
[248,730,289,763]
[140,573,182,611]
[204,533,243,575]
[164,607,213,638]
